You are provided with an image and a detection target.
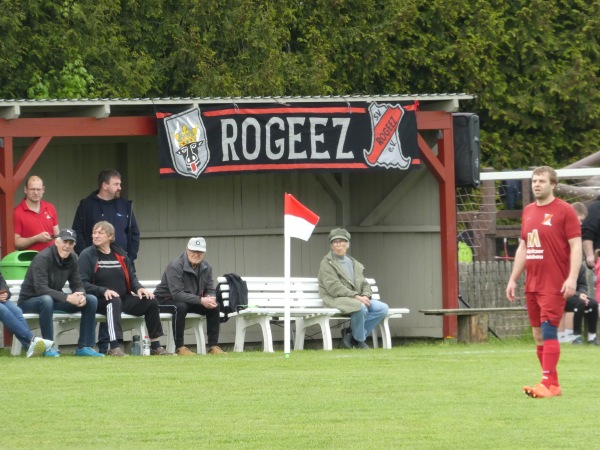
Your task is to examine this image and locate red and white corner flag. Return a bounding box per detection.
[284,193,319,241]
[283,193,319,356]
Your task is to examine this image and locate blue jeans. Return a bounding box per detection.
[19,294,98,348]
[350,299,389,342]
[0,301,34,348]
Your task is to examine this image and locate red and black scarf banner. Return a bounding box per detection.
[157,101,419,178]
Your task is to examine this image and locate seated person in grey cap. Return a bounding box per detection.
[18,228,104,357]
[318,228,389,349]
[154,237,225,355]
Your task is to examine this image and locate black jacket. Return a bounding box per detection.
[581,197,600,250]
[78,243,143,298]
[72,191,140,261]
[0,271,10,300]
[18,245,84,304]
[154,252,215,305]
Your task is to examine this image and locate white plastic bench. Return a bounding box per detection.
[5,280,208,355]
[217,276,409,352]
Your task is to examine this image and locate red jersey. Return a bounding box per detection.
[520,198,581,294]
[13,198,58,251]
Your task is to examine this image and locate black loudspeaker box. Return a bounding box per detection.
[453,113,480,188]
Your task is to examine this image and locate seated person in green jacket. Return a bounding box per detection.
[318,228,389,349]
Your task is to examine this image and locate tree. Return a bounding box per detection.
[0,0,598,169]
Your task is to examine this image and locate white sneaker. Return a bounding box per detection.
[561,335,578,344]
[26,337,47,358]
[41,338,54,351]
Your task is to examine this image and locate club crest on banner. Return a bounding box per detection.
[164,108,210,178]
[364,103,411,169]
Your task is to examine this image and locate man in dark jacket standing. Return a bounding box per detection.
[72,169,140,262]
[18,229,103,357]
[72,169,140,353]
[154,237,225,355]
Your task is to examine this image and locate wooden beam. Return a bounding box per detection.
[360,169,427,226]
[314,172,350,226]
[13,136,53,189]
[436,127,459,338]
[418,134,445,183]
[0,105,20,120]
[0,116,156,137]
[0,136,15,256]
[416,110,453,130]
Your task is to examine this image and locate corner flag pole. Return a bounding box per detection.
[284,234,292,356]
[283,193,319,357]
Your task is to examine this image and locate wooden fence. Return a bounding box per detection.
[458,261,597,338]
[458,261,529,338]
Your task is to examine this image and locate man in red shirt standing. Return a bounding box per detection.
[14,175,60,251]
[506,166,582,398]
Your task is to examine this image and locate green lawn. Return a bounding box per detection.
[1,339,597,449]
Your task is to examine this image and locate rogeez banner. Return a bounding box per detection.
[156,101,420,179]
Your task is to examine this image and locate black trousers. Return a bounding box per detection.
[565,296,598,335]
[158,300,220,348]
[97,295,164,351]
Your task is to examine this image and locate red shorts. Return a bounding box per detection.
[526,292,565,327]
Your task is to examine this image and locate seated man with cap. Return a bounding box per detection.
[318,228,389,349]
[154,237,225,355]
[18,228,103,357]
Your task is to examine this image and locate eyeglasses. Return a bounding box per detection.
[331,239,348,245]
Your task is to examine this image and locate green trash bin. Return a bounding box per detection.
[0,250,38,280]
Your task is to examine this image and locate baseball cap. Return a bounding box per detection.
[58,228,77,243]
[187,237,206,252]
[328,228,350,242]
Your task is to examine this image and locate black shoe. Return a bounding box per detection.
[353,340,370,350]
[350,336,370,349]
[342,331,353,349]
[588,337,600,346]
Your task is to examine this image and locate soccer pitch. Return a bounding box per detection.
[2,339,596,449]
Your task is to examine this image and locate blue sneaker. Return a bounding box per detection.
[26,337,46,358]
[43,348,61,357]
[75,347,105,357]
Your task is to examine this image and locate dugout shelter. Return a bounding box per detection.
[0,94,474,343]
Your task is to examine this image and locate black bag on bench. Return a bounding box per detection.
[217,273,248,322]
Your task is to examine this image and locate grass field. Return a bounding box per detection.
[1,338,597,449]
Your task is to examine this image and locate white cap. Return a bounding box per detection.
[187,237,206,252]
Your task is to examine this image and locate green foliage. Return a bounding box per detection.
[0,0,598,168]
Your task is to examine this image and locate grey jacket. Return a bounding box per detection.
[318,251,372,313]
[18,245,85,304]
[153,252,215,305]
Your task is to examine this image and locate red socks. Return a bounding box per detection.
[541,339,560,387]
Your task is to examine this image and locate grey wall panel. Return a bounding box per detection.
[12,136,445,340]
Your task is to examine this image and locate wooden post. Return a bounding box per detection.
[457,313,489,343]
